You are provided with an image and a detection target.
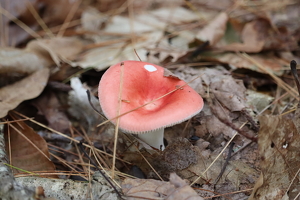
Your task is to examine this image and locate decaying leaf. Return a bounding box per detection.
[32,91,70,133]
[246,90,274,113]
[249,115,300,200]
[174,65,256,140]
[219,18,297,53]
[0,48,51,74]
[219,20,265,53]
[195,115,236,139]
[210,76,246,112]
[175,66,247,112]
[27,37,84,66]
[4,113,56,177]
[74,6,201,70]
[178,146,259,188]
[167,173,204,200]
[0,68,50,118]
[122,173,204,200]
[196,12,228,46]
[214,52,287,76]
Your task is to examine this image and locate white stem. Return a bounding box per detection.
[137,129,165,151]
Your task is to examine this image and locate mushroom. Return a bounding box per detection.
[98,60,203,150]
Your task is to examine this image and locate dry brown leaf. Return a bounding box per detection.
[219,18,297,53]
[196,12,228,46]
[76,6,199,69]
[246,90,274,113]
[195,115,235,139]
[219,20,265,53]
[210,76,246,112]
[215,52,287,76]
[167,173,204,200]
[175,67,247,112]
[32,91,70,133]
[249,115,300,200]
[121,173,204,200]
[270,3,300,32]
[173,66,252,141]
[122,177,173,199]
[0,68,50,118]
[0,48,51,74]
[27,37,84,66]
[177,145,258,187]
[4,113,56,177]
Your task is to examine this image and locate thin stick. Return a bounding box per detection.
[86,90,106,120]
[13,111,130,163]
[25,1,54,38]
[134,49,142,61]
[8,123,51,161]
[127,0,137,58]
[290,60,300,96]
[78,143,123,199]
[213,142,235,185]
[0,5,41,39]
[0,118,34,125]
[241,53,298,100]
[190,121,247,186]
[57,0,81,37]
[112,62,125,179]
[91,148,121,188]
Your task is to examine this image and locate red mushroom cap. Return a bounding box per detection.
[98,60,204,133]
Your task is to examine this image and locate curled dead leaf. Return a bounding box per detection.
[196,12,228,46]
[0,48,51,74]
[27,37,84,66]
[0,68,50,118]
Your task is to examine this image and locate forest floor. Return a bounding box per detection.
[0,0,300,199]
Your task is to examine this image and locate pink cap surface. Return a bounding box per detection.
[98,60,204,133]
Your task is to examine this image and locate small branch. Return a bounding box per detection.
[86,90,107,120]
[291,60,300,97]
[214,142,235,185]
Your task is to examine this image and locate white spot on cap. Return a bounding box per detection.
[144,65,157,72]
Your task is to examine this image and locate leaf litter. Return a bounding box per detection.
[0,0,300,199]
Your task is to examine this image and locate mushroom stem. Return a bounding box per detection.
[137,128,165,151]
